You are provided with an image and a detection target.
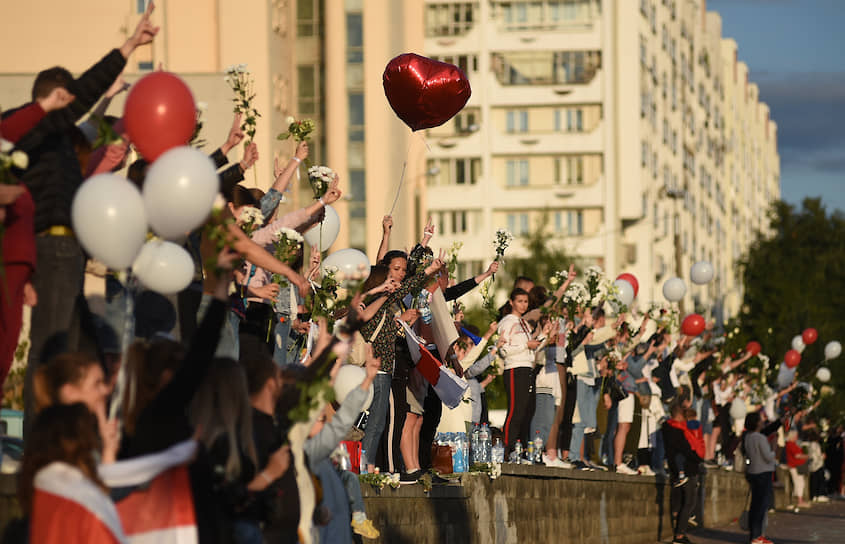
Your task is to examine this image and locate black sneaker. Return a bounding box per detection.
[674,475,689,488]
[672,535,692,544]
[400,470,422,484]
[430,473,450,484]
[572,460,594,471]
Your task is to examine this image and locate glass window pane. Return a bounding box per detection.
[349,170,366,201]
[348,93,364,125]
[346,14,363,47]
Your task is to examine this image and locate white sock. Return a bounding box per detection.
[352,511,367,523]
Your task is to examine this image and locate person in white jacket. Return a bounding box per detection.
[499,288,550,457]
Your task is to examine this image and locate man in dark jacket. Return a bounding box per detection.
[4,2,160,436]
[662,401,704,544]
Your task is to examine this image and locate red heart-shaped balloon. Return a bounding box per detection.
[382,53,472,132]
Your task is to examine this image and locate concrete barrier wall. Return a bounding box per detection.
[362,465,791,544]
[0,465,794,542]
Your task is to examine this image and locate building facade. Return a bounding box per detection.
[422,0,779,317]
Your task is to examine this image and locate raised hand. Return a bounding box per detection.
[121,1,159,57]
[294,140,309,161]
[322,174,342,205]
[223,113,245,154]
[240,142,259,171]
[105,75,130,99]
[382,215,393,233]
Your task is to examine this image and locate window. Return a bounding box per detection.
[136,0,149,13]
[506,160,529,186]
[297,65,318,114]
[506,110,529,133]
[566,108,583,132]
[507,213,530,235]
[662,118,669,145]
[432,54,478,75]
[297,0,319,36]
[428,158,481,185]
[348,93,364,141]
[641,141,649,166]
[451,211,468,234]
[567,210,583,235]
[492,50,601,85]
[567,156,583,184]
[346,13,363,63]
[138,61,154,71]
[426,2,475,36]
[455,108,480,133]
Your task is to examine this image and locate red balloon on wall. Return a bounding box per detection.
[746,341,762,356]
[616,273,639,297]
[681,314,706,337]
[802,328,818,345]
[382,53,472,131]
[124,72,196,162]
[784,349,801,368]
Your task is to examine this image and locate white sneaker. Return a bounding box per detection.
[543,454,570,468]
[616,464,637,475]
[638,466,656,476]
[817,496,830,503]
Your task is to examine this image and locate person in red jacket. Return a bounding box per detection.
[785,428,810,509]
[1,87,76,396]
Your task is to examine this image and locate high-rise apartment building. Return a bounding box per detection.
[422,0,779,318]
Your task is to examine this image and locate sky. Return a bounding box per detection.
[707,0,845,214]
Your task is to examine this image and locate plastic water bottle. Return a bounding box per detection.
[513,440,523,463]
[418,291,432,324]
[471,423,480,464]
[492,438,505,463]
[360,449,368,474]
[526,440,535,464]
[533,431,544,464]
[479,423,491,463]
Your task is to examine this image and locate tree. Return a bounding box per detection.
[733,198,845,419]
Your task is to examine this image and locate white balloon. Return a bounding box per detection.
[729,398,748,420]
[613,279,635,307]
[303,205,340,252]
[72,174,147,270]
[791,335,806,354]
[143,146,218,239]
[825,341,842,360]
[662,277,687,302]
[816,367,832,383]
[322,248,371,280]
[334,364,374,410]
[777,362,797,390]
[690,261,715,285]
[132,240,195,295]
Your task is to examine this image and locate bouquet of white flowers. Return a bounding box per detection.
[272,227,304,266]
[239,207,264,238]
[562,281,589,320]
[307,165,334,200]
[493,228,513,262]
[584,265,604,301]
[224,64,260,143]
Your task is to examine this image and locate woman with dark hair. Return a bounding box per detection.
[499,288,548,457]
[21,403,124,543]
[743,410,776,544]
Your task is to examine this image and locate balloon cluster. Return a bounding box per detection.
[72,72,213,295]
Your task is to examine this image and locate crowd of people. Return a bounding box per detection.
[0,4,843,544]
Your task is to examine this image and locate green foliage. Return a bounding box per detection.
[733,199,845,420]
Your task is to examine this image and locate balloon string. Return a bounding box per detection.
[389,137,414,215]
[109,273,136,423]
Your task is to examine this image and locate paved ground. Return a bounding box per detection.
[684,499,845,543]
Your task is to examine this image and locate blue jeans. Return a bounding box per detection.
[530,393,556,446]
[232,519,263,544]
[568,379,599,461]
[197,293,239,359]
[601,400,618,465]
[361,373,391,465]
[272,316,293,367]
[651,427,666,475]
[337,467,366,513]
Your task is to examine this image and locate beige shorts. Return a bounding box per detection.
[618,394,635,424]
[407,367,428,416]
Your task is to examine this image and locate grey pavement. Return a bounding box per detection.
[682,499,845,544]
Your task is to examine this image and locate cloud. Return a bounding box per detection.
[756,72,845,173]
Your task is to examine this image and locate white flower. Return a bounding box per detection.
[240,206,264,226]
[286,116,295,125]
[0,139,13,153]
[274,227,304,243]
[196,101,208,112]
[237,63,248,73]
[549,276,559,286]
[11,150,28,169]
[325,299,335,310]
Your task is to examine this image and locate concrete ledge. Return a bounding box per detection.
[361,466,790,544]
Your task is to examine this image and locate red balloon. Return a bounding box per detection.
[617,273,639,297]
[746,341,762,356]
[382,53,471,131]
[681,314,706,337]
[784,349,801,368]
[802,328,818,345]
[124,72,196,161]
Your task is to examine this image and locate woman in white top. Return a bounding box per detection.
[499,288,547,456]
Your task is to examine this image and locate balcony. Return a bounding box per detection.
[491,122,604,155]
[488,67,603,105]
